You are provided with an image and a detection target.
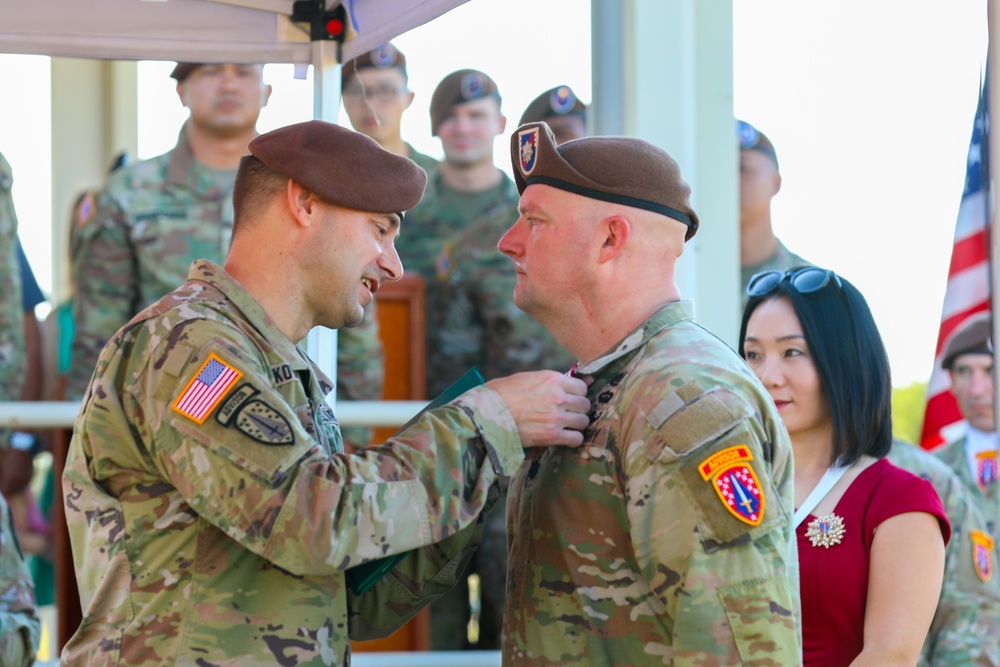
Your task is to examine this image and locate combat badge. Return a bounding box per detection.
[699,445,765,526]
[975,450,998,492]
[173,354,243,424]
[234,400,294,445]
[972,529,994,583]
[519,126,539,176]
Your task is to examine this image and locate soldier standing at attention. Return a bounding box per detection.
[497,123,801,665]
[341,43,438,174]
[61,120,591,666]
[67,62,384,449]
[518,85,588,145]
[399,70,576,650]
[0,150,42,667]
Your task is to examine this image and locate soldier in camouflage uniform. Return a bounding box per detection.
[890,440,1000,665]
[61,120,590,666]
[738,120,809,307]
[400,70,576,650]
[67,62,383,449]
[497,123,800,665]
[341,43,438,174]
[0,151,42,667]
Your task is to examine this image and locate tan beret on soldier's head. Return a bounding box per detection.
[429,69,501,136]
[519,86,587,126]
[341,42,408,87]
[248,120,427,216]
[170,62,204,82]
[510,122,699,241]
[942,312,994,370]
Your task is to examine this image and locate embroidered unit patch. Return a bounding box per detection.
[972,529,994,583]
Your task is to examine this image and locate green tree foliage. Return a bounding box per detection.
[892,381,928,445]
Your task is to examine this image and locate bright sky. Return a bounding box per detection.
[0,0,988,387]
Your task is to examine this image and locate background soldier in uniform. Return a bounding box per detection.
[498,123,800,665]
[61,120,590,666]
[341,43,438,173]
[0,150,42,667]
[517,85,588,145]
[67,62,384,449]
[399,69,576,649]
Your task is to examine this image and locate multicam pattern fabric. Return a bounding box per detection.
[399,169,575,396]
[890,440,1000,665]
[937,436,1000,535]
[503,300,801,666]
[0,152,25,444]
[62,260,526,666]
[0,493,40,667]
[67,128,383,448]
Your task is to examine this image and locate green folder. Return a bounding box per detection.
[345,367,486,596]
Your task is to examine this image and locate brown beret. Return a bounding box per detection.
[430,69,501,136]
[171,63,203,82]
[248,120,427,215]
[519,86,587,126]
[942,312,994,370]
[511,122,699,241]
[341,43,408,86]
[737,120,778,169]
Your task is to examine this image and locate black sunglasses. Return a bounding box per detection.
[746,267,843,298]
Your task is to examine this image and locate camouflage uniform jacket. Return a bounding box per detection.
[890,440,1000,666]
[0,152,25,427]
[936,434,999,534]
[62,260,526,666]
[503,300,801,666]
[67,127,384,449]
[399,169,574,396]
[0,493,40,667]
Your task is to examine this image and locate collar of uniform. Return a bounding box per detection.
[167,124,246,200]
[575,300,695,375]
[185,260,322,383]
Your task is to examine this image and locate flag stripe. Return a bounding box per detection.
[173,355,243,424]
[948,228,990,275]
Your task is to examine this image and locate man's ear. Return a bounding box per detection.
[286,180,318,228]
[597,215,630,264]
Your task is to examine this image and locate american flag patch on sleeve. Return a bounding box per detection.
[172,354,243,424]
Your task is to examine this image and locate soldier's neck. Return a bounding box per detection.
[740,215,779,267]
[440,160,502,193]
[188,125,257,170]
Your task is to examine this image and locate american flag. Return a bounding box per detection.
[173,355,242,424]
[921,78,992,450]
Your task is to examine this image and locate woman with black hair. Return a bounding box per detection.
[740,267,950,666]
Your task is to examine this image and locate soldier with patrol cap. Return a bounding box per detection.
[67,62,384,450]
[498,122,800,665]
[61,119,591,666]
[0,150,42,667]
[400,69,577,649]
[518,85,588,144]
[935,313,998,528]
[341,42,438,173]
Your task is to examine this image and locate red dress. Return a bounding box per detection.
[798,458,951,666]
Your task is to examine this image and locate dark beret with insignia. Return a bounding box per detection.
[511,122,699,241]
[170,62,203,82]
[942,312,994,370]
[341,42,408,87]
[248,120,427,215]
[519,85,587,126]
[429,68,501,136]
[737,119,779,169]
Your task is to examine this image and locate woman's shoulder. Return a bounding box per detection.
[863,458,951,541]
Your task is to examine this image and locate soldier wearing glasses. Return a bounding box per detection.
[341,43,438,174]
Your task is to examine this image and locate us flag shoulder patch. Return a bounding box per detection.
[173,353,243,424]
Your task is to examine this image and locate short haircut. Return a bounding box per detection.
[738,270,893,466]
[232,155,289,236]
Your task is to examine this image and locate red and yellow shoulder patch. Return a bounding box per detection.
[972,529,994,583]
[172,353,243,424]
[699,445,765,527]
